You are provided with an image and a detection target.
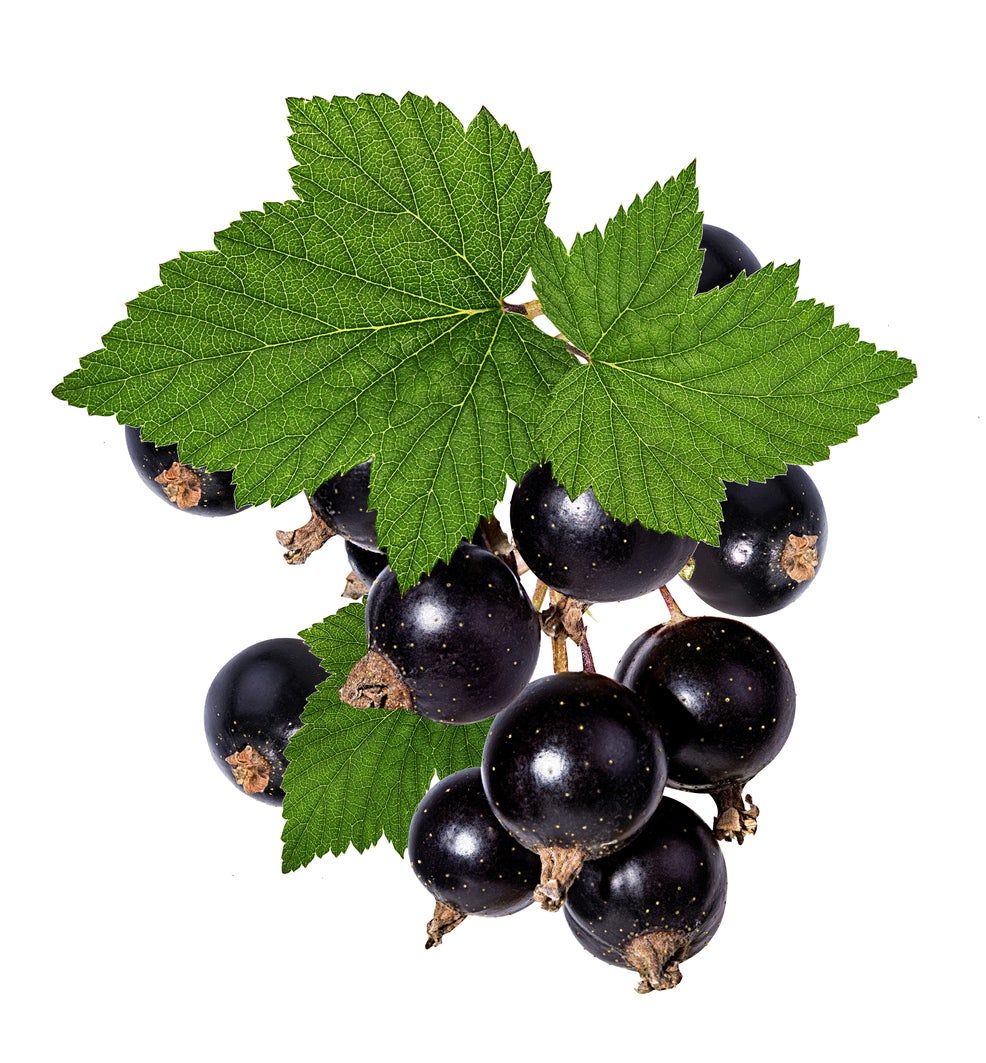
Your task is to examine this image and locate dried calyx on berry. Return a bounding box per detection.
[409,768,540,947]
[686,465,827,616]
[124,426,242,516]
[277,460,378,565]
[340,543,541,724]
[565,797,727,993]
[204,638,326,804]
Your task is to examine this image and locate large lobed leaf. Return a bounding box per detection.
[54,93,570,587]
[280,603,490,872]
[54,96,917,577]
[533,166,917,542]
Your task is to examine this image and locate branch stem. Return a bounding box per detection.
[549,590,569,672]
[502,298,543,319]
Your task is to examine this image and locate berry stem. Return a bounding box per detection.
[477,515,516,573]
[549,590,569,673]
[532,579,548,611]
[552,630,569,673]
[579,630,596,673]
[659,585,688,625]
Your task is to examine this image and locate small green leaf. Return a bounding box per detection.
[54,94,570,588]
[534,162,704,355]
[281,602,491,872]
[533,166,916,542]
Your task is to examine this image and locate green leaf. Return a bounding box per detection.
[54,93,570,588]
[281,602,491,872]
[533,166,917,542]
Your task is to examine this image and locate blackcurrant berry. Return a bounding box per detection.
[565,907,623,965]
[124,425,241,516]
[204,638,326,804]
[342,540,389,599]
[698,224,761,293]
[566,896,725,984]
[615,609,795,842]
[481,671,668,909]
[310,460,377,548]
[510,464,695,602]
[565,797,727,993]
[278,460,377,564]
[408,767,540,947]
[687,465,827,616]
[340,543,542,724]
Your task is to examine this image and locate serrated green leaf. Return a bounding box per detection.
[281,603,492,872]
[534,162,704,355]
[54,93,570,588]
[533,167,916,542]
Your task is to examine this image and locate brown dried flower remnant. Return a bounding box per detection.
[276,503,334,565]
[340,650,413,711]
[780,533,820,583]
[154,461,202,509]
[225,746,271,795]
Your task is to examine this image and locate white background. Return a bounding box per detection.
[3,2,984,1059]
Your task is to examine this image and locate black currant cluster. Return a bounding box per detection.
[126,226,828,995]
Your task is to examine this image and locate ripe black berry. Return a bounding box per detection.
[345,541,389,586]
[698,224,761,293]
[341,543,541,724]
[615,609,795,842]
[310,460,378,548]
[565,797,727,993]
[510,464,695,602]
[124,425,241,516]
[342,540,389,599]
[688,465,827,616]
[278,460,378,564]
[204,638,326,804]
[408,767,540,947]
[481,671,667,909]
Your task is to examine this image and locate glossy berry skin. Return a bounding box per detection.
[565,907,624,965]
[310,460,377,548]
[204,638,326,805]
[615,617,795,793]
[344,540,388,588]
[565,797,727,991]
[698,224,761,293]
[124,425,240,516]
[366,543,541,724]
[689,465,827,616]
[409,768,539,926]
[510,464,695,602]
[482,672,667,858]
[565,901,725,969]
